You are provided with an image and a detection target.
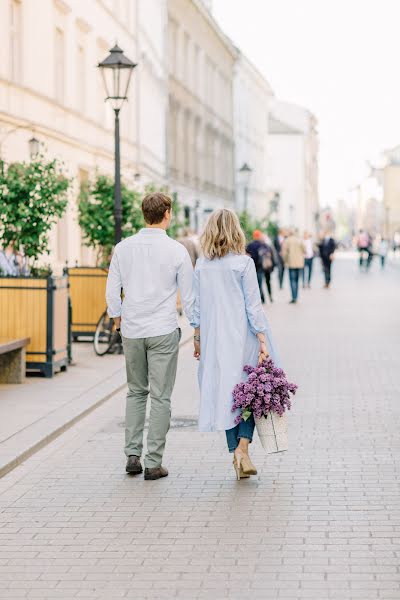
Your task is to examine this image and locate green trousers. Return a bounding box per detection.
[122,329,180,468]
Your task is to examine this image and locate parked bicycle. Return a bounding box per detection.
[93,310,123,356]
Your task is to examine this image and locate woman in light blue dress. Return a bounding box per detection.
[191,209,279,479]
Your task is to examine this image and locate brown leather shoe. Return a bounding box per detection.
[144,466,168,480]
[126,455,143,475]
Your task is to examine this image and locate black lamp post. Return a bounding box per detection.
[98,44,137,244]
[238,163,252,212]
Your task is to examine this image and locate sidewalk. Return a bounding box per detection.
[0,256,399,599]
[0,315,193,478]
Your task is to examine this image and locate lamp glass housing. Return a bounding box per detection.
[98,44,137,111]
[28,136,40,159]
[238,162,252,187]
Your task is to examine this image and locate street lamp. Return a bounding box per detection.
[98,44,137,244]
[270,191,280,217]
[28,136,40,160]
[238,163,252,212]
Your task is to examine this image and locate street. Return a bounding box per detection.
[0,255,399,600]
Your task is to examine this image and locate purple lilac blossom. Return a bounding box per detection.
[232,357,298,424]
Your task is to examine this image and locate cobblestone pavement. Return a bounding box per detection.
[0,255,399,600]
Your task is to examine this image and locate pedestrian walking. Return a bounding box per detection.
[318,231,336,288]
[192,209,279,479]
[246,230,275,303]
[281,229,305,304]
[274,228,287,289]
[357,229,372,270]
[261,234,276,303]
[177,227,200,267]
[0,243,28,276]
[106,192,194,480]
[302,231,315,288]
[379,237,388,269]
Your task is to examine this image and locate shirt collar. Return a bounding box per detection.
[139,228,167,235]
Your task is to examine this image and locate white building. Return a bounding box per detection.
[233,51,274,220]
[0,0,168,270]
[166,0,236,231]
[267,100,319,234]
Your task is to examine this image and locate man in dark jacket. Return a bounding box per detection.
[274,228,287,289]
[318,231,336,288]
[246,230,275,303]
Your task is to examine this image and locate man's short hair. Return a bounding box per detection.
[141,192,172,225]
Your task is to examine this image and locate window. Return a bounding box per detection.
[168,19,177,74]
[55,27,65,103]
[183,32,189,83]
[193,45,200,95]
[10,0,22,82]
[77,45,85,113]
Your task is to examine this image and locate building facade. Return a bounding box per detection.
[0,0,168,271]
[233,51,274,220]
[166,0,236,231]
[0,0,319,267]
[267,100,319,234]
[382,146,400,238]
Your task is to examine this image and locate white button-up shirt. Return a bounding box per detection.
[106,228,194,339]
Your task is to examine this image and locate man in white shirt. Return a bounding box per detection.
[106,193,194,480]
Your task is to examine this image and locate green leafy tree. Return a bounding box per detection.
[266,221,279,240]
[167,192,184,240]
[0,157,70,272]
[78,174,145,265]
[239,210,279,243]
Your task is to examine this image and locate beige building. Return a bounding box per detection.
[382,147,400,238]
[0,0,168,271]
[267,100,319,234]
[233,51,274,219]
[166,0,236,230]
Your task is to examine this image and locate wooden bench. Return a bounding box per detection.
[0,338,30,384]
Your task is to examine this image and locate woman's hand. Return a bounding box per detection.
[258,337,269,363]
[193,329,200,360]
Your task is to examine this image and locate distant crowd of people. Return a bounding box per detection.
[246,228,337,305]
[355,230,390,271]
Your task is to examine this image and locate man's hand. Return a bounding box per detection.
[329,254,334,261]
[193,340,200,360]
[114,316,121,330]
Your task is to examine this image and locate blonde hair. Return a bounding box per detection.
[201,209,246,259]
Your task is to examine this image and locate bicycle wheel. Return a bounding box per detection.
[94,312,117,356]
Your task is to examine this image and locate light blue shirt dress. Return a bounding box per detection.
[191,253,279,432]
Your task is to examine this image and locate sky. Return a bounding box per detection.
[212,0,400,207]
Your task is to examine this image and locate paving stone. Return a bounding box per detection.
[0,257,399,599]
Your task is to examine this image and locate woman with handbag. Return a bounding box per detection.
[191,209,279,479]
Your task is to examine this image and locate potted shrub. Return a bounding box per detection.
[66,174,144,340]
[72,175,183,340]
[0,156,70,377]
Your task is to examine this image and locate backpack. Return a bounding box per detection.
[258,246,274,272]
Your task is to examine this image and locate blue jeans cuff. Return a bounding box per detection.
[228,435,253,453]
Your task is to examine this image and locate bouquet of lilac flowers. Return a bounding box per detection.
[232,357,298,453]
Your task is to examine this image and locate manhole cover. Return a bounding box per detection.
[170,418,198,429]
[117,417,198,429]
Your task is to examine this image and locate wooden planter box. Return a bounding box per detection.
[0,275,69,378]
[65,267,108,341]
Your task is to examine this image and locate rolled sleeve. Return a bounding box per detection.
[106,250,122,318]
[190,265,200,329]
[177,249,195,324]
